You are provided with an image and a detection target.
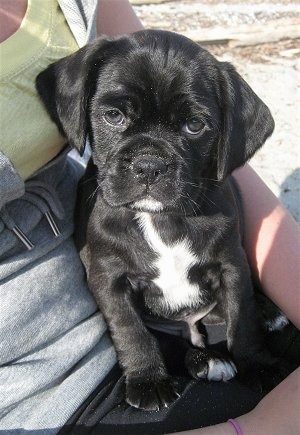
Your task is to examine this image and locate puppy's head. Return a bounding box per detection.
[36,30,274,214]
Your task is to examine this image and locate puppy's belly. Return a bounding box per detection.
[136,212,203,312]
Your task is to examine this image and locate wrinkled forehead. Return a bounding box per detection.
[95,35,221,114]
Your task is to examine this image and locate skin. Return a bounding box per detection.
[1,0,299,433]
[172,367,300,435]
[233,165,300,329]
[0,0,27,42]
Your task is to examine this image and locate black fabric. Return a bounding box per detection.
[60,367,261,435]
[60,323,299,434]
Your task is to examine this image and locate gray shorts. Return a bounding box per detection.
[0,151,116,433]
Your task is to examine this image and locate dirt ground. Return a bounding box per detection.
[131,1,300,222]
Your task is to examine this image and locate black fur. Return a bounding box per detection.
[37,30,286,411]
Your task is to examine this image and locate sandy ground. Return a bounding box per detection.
[131,1,300,222]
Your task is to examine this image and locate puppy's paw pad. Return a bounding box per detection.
[126,377,180,411]
[207,358,237,381]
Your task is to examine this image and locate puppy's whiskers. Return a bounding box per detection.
[179,201,187,218]
[198,190,218,209]
[87,184,101,204]
[180,193,202,217]
[187,193,203,216]
[183,174,220,185]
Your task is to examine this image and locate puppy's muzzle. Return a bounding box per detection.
[133,155,168,185]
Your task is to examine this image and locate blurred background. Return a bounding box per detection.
[129,0,300,222]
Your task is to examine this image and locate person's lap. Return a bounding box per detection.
[61,322,300,434]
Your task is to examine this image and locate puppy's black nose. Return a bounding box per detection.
[133,156,167,185]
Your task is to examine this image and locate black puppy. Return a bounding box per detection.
[36,30,286,411]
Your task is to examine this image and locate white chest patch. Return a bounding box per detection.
[136,212,202,312]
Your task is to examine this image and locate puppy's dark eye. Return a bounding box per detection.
[182,117,206,136]
[103,109,125,126]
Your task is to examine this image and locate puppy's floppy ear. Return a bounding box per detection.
[217,62,274,180]
[36,39,111,155]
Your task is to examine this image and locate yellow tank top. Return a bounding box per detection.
[0,0,79,180]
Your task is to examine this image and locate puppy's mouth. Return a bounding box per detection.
[128,196,165,213]
[101,151,182,213]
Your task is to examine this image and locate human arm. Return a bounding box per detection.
[233,164,300,329]
[96,0,143,37]
[171,367,300,435]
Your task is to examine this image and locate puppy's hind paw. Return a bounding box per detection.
[126,376,180,411]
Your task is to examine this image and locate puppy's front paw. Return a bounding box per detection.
[185,348,237,382]
[126,376,180,411]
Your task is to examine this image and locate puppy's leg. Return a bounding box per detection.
[222,255,275,372]
[89,265,180,411]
